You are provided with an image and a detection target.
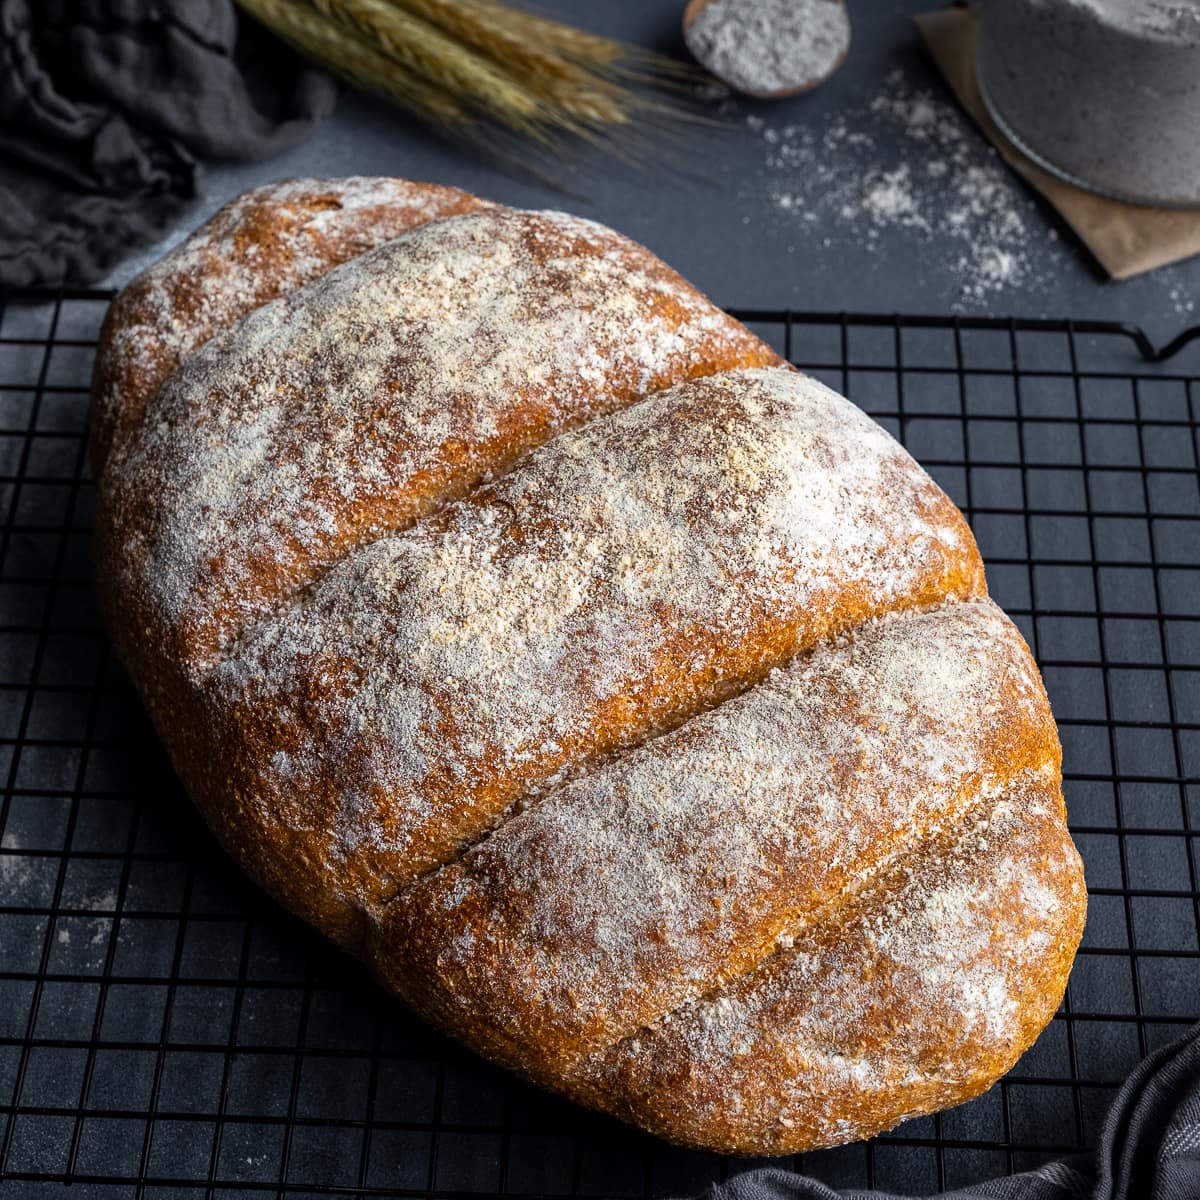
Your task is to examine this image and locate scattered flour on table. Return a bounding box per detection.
[685,0,851,95]
[747,67,1067,308]
[1167,279,1196,318]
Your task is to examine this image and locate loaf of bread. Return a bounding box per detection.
[91,176,1086,1155]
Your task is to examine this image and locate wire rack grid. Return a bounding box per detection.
[0,289,1198,1199]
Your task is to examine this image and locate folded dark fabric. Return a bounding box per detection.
[695,1023,1200,1200]
[0,0,338,288]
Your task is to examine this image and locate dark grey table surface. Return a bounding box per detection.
[105,0,1199,343]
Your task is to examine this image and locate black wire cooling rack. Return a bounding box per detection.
[1,289,1199,1199]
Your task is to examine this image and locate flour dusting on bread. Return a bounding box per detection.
[600,782,1084,1150]
[209,366,984,901]
[91,177,493,467]
[379,598,1060,1080]
[101,208,778,678]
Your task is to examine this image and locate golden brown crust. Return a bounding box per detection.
[592,774,1085,1154]
[370,599,1060,1088]
[196,368,982,949]
[91,176,1087,1156]
[95,206,780,687]
[90,176,492,475]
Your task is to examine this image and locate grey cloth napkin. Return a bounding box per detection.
[0,0,338,288]
[697,1023,1200,1200]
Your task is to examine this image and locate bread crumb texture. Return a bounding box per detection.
[92,177,1086,1157]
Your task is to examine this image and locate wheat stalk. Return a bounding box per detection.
[310,0,552,137]
[236,0,476,128]
[398,0,625,72]
[234,0,707,163]
[403,0,702,86]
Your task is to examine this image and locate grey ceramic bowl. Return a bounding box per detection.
[976,0,1200,209]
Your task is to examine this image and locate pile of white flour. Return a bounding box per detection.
[685,0,851,95]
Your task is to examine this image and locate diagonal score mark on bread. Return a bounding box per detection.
[90,177,496,471]
[196,366,983,942]
[91,176,1086,1157]
[372,598,1064,1088]
[96,203,780,677]
[598,770,1085,1153]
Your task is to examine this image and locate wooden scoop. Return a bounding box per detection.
[682,0,852,99]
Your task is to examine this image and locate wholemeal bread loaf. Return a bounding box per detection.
[92,176,1086,1156]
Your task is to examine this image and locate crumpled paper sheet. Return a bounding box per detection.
[915,4,1200,280]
